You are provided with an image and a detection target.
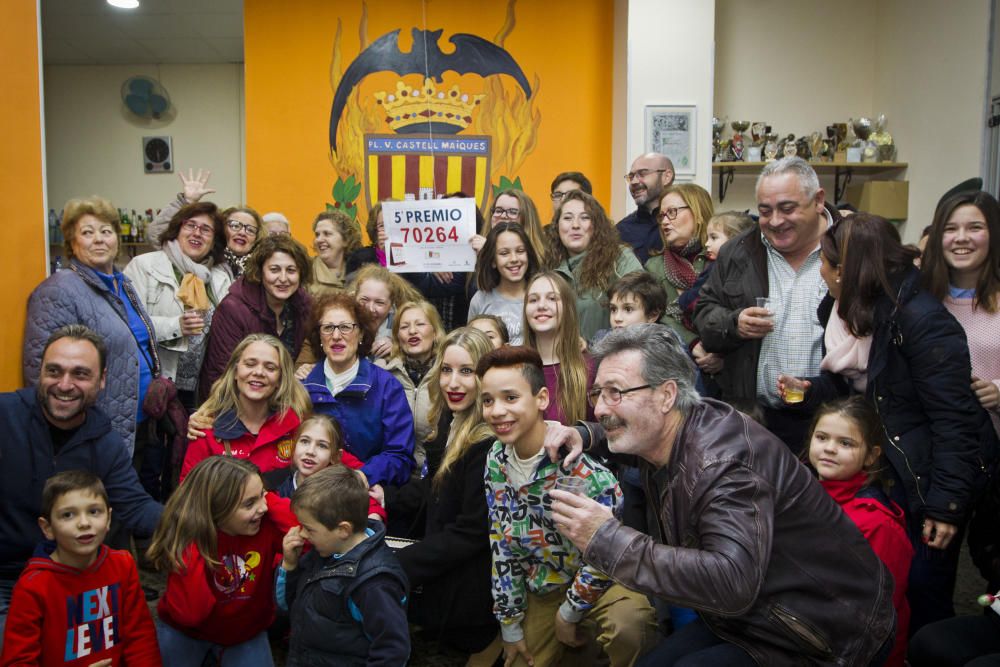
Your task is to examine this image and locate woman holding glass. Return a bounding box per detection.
[124,201,233,408]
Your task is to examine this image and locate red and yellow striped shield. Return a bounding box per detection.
[365,133,492,211]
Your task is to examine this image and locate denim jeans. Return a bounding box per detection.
[636,619,755,667]
[0,577,15,654]
[156,621,274,667]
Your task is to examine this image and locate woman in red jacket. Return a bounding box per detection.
[181,333,311,480]
[806,396,913,666]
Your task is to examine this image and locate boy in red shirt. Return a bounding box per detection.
[1,471,160,666]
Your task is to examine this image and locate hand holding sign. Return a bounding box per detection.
[382,198,477,272]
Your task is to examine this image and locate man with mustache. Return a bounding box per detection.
[618,153,674,265]
[0,325,162,649]
[694,156,837,452]
[548,324,895,666]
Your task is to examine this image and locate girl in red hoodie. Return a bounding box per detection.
[181,333,312,481]
[148,456,295,666]
[806,396,913,667]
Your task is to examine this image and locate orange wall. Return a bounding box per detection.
[0,3,46,390]
[244,0,614,241]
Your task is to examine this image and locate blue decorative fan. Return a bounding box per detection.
[120,76,171,119]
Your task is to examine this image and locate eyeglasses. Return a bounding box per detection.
[624,168,666,182]
[491,206,521,219]
[551,191,571,202]
[181,220,214,236]
[319,322,359,337]
[658,206,691,221]
[586,384,653,407]
[227,219,259,236]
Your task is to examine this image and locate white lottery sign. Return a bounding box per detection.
[382,198,477,272]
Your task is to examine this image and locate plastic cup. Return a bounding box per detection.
[555,476,588,496]
[781,374,807,404]
[755,297,773,317]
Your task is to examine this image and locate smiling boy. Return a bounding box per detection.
[477,346,655,667]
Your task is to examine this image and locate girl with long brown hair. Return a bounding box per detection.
[149,456,295,666]
[523,271,594,424]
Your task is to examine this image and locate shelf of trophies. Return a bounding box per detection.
[712,161,908,204]
[711,116,904,204]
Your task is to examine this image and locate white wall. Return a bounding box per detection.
[44,63,244,215]
[873,0,990,236]
[612,0,715,219]
[713,0,990,242]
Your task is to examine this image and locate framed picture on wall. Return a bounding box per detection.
[645,105,696,179]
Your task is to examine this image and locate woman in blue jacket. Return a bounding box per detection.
[300,291,415,494]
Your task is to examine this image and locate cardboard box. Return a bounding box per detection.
[844,180,908,220]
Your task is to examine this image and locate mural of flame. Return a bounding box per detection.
[327,0,541,225]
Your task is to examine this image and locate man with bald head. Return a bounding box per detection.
[618,153,674,264]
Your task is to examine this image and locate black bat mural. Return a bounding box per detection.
[329,28,533,151]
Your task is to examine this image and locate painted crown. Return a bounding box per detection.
[374,78,483,132]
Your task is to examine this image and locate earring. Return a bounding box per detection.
[835,278,840,284]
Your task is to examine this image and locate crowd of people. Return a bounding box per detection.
[1,154,999,666]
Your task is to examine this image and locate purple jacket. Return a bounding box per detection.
[200,277,312,393]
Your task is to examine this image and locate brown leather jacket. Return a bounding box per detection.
[580,399,895,665]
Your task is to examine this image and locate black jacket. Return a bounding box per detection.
[395,436,497,652]
[864,268,998,524]
[285,520,409,667]
[580,400,895,666]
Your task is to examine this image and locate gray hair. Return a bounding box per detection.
[591,323,700,413]
[755,156,820,200]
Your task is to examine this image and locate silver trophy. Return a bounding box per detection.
[852,117,879,162]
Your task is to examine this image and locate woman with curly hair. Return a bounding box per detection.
[307,210,363,298]
[543,190,644,341]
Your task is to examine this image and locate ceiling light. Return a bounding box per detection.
[107,0,140,8]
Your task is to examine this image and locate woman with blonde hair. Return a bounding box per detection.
[523,271,594,424]
[396,327,501,664]
[376,300,446,462]
[308,210,363,298]
[543,190,644,342]
[471,189,546,259]
[645,183,714,344]
[181,333,310,481]
[348,263,422,358]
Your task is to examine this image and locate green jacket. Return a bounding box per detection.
[557,246,644,342]
[645,252,707,346]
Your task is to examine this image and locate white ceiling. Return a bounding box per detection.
[41,0,244,65]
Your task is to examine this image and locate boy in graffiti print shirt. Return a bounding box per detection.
[478,346,655,667]
[1,471,160,666]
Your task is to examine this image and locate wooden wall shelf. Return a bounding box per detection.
[712,161,908,203]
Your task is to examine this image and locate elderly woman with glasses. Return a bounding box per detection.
[302,292,415,497]
[124,202,233,407]
[145,168,262,278]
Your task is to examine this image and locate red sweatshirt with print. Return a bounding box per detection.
[156,497,296,646]
[1,544,160,666]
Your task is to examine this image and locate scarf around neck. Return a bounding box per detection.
[163,239,212,282]
[660,238,702,291]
